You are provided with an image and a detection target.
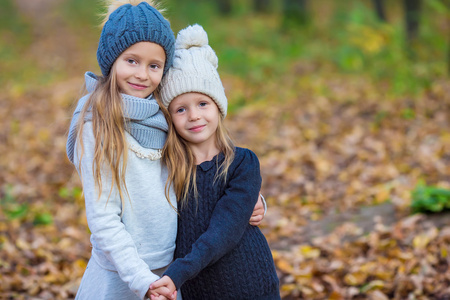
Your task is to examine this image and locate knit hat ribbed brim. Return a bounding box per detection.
[97,2,175,77]
[160,24,227,118]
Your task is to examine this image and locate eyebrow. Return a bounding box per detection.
[151,58,165,65]
[122,52,165,64]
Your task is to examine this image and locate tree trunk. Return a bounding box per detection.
[217,0,232,15]
[404,0,421,42]
[282,0,309,28]
[254,0,271,13]
[372,0,387,22]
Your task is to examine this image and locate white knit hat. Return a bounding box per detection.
[160,24,227,118]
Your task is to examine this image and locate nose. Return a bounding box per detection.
[135,66,149,80]
[188,108,200,121]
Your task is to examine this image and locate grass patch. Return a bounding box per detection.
[411,181,450,213]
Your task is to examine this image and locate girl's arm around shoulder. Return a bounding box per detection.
[163,147,262,289]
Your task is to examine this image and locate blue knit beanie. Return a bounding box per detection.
[97,2,175,77]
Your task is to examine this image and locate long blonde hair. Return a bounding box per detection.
[77,65,130,207]
[161,103,235,208]
[75,0,167,208]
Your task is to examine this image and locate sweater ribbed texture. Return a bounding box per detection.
[66,72,168,164]
[97,2,175,77]
[164,148,280,300]
[160,24,228,118]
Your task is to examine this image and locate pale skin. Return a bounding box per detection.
[147,93,265,300]
[115,41,166,98]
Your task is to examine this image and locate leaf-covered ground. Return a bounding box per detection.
[225,70,450,299]
[1,1,450,299]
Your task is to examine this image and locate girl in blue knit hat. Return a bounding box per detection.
[148,24,280,300]
[65,1,266,299]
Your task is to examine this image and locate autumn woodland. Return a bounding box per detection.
[1,0,450,299]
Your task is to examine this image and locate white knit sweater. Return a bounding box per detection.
[74,121,177,299]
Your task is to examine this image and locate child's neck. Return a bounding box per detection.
[190,143,220,165]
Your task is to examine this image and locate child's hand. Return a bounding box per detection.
[249,193,265,226]
[148,276,177,300]
[147,287,176,300]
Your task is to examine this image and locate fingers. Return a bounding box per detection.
[249,213,263,226]
[151,287,173,299]
[150,291,171,300]
[150,280,164,290]
[151,295,169,300]
[255,195,264,210]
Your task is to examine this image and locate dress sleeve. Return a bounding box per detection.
[74,122,158,300]
[163,149,262,289]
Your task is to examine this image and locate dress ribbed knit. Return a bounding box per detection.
[164,147,280,300]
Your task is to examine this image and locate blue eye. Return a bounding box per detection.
[199,102,208,107]
[176,108,185,113]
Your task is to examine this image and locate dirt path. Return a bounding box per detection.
[268,201,450,251]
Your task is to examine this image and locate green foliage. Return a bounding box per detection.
[58,187,83,201]
[401,108,415,120]
[1,185,28,220]
[1,185,54,226]
[1,0,448,99]
[164,0,447,101]
[0,0,30,37]
[0,0,32,86]
[411,181,450,213]
[33,212,53,226]
[61,0,104,31]
[329,1,445,96]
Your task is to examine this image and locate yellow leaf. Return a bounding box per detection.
[44,273,60,284]
[328,291,344,300]
[374,188,390,204]
[75,258,87,269]
[271,250,280,260]
[38,128,50,142]
[413,234,430,250]
[344,271,368,286]
[15,238,30,251]
[281,283,298,292]
[276,258,294,273]
[299,245,321,259]
[361,280,385,293]
[441,245,448,258]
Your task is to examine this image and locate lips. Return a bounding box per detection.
[128,82,148,90]
[189,125,206,132]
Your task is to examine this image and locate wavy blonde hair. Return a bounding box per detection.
[99,0,167,27]
[161,101,235,209]
[76,0,167,208]
[77,64,130,207]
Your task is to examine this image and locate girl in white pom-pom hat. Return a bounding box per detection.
[149,24,280,300]
[65,0,265,299]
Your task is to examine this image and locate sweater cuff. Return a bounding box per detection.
[163,265,185,291]
[133,269,160,300]
[260,194,267,216]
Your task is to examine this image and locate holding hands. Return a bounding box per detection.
[147,276,177,300]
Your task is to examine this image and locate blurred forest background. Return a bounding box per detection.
[1,0,450,299]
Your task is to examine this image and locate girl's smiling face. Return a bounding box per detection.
[113,42,165,98]
[169,92,220,149]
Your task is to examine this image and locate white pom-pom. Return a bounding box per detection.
[175,24,209,50]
